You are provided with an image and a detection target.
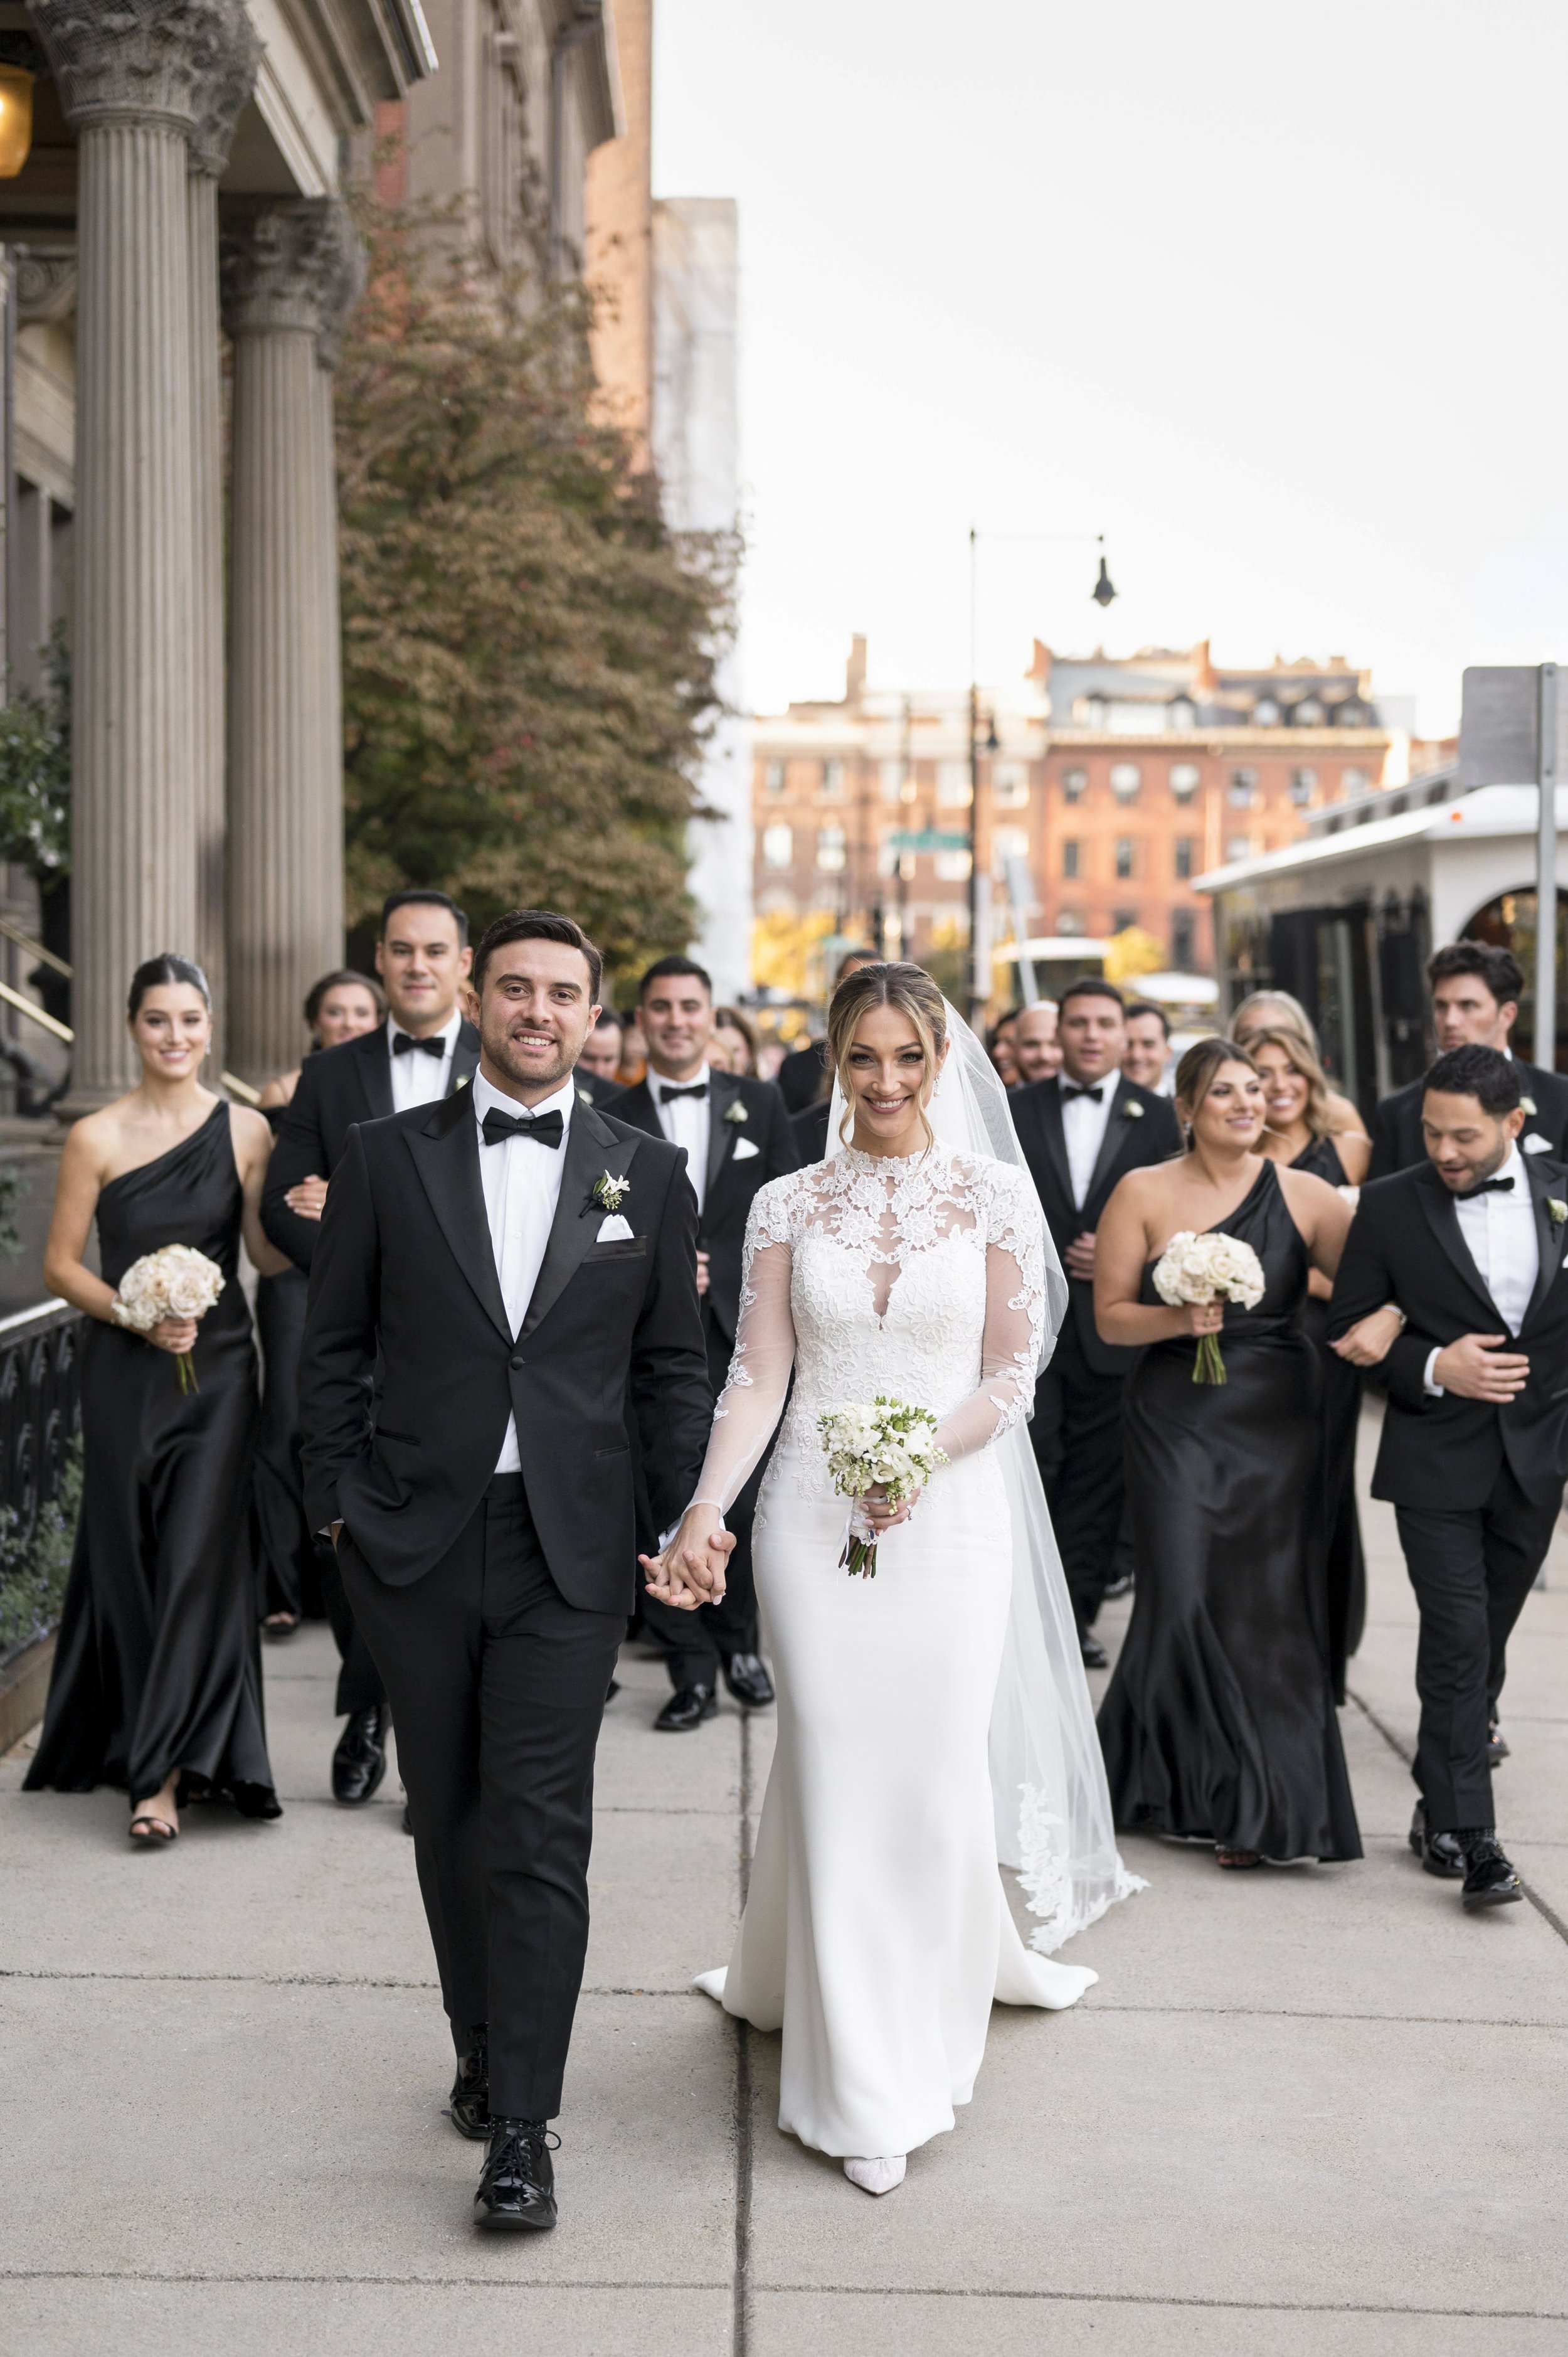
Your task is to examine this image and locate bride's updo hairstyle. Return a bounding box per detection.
[1173,1035,1258,1149]
[827,961,948,1151]
[127,954,211,1021]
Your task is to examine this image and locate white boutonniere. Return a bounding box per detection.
[1123,1099,1144,1119]
[724,1098,748,1124]
[1521,1095,1538,1116]
[1549,1198,1567,1226]
[592,1169,630,1214]
[454,1073,470,1090]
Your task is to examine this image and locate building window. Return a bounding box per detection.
[877,833,900,877]
[1228,768,1257,807]
[817,824,847,872]
[1254,697,1281,726]
[936,762,971,808]
[1112,907,1138,934]
[765,760,787,797]
[935,848,973,882]
[1062,839,1080,880]
[1170,762,1200,801]
[1061,766,1088,803]
[820,760,844,800]
[1056,907,1083,935]
[1293,698,1325,726]
[762,822,793,871]
[1168,696,1197,730]
[1342,767,1369,795]
[992,761,1029,809]
[1110,762,1142,802]
[993,824,1029,863]
[1290,767,1317,807]
[879,759,903,803]
[1115,837,1135,880]
[1172,910,1195,967]
[1174,837,1194,880]
[1225,833,1254,862]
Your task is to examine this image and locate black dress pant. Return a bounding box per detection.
[318,1545,388,1718]
[1394,1461,1559,1834]
[641,1314,762,1689]
[1032,1319,1126,1636]
[339,1476,625,2120]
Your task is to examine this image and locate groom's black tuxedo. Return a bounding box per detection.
[297,1083,712,2120]
[1329,1154,1568,1830]
[1010,1072,1181,1637]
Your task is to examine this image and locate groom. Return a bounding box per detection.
[298,910,724,2232]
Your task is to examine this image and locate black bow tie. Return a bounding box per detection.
[659,1082,708,1104]
[481,1107,564,1149]
[1456,1174,1515,1200]
[1061,1082,1104,1105]
[392,1030,446,1059]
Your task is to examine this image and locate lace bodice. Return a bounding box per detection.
[691,1146,1051,1514]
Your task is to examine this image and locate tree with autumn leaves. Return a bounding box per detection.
[336,208,735,987]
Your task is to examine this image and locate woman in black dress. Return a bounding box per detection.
[1250,1025,1371,1700]
[26,955,290,1841]
[254,969,383,1631]
[1093,1038,1362,1869]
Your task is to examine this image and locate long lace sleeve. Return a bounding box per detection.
[930,1166,1048,1467]
[689,1192,798,1517]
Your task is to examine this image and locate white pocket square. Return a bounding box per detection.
[731,1135,761,1161]
[595,1214,635,1242]
[1523,1133,1551,1153]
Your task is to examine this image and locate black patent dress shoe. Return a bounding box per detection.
[449,2025,489,2139]
[1458,1831,1523,1910]
[1488,1720,1510,1767]
[332,1706,389,1805]
[1079,1636,1108,1671]
[1409,1801,1466,1879]
[402,1802,414,1836]
[721,1652,775,1709]
[655,1683,719,1732]
[474,2117,559,2232]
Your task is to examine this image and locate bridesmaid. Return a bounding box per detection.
[1251,1024,1371,1699]
[26,955,291,1841]
[1093,1038,1362,1869]
[254,969,383,1631]
[1231,989,1363,1138]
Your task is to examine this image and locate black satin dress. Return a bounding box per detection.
[1290,1133,1367,1701]
[25,1103,280,1815]
[252,1104,321,1625]
[1098,1161,1361,1861]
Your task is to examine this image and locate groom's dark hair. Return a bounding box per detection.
[472,910,603,1003]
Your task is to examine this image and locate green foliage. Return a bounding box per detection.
[0,1437,82,1661]
[0,624,70,884]
[336,208,736,989]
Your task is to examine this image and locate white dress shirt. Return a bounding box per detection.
[387,1008,462,1113]
[650,1061,714,1214]
[1424,1144,1539,1393]
[474,1070,576,1472]
[1060,1075,1116,1211]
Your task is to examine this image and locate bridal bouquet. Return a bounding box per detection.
[817,1397,948,1579]
[112,1243,225,1394]
[1151,1231,1265,1386]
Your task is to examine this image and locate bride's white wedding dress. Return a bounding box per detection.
[687,1098,1142,2163]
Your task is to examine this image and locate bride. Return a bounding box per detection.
[644,963,1142,2195]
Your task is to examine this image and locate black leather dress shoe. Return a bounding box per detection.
[1458,1831,1523,1910]
[1079,1636,1108,1671]
[1488,1720,1510,1767]
[1408,1802,1466,1879]
[449,2025,489,2139]
[332,1706,389,1805]
[655,1683,718,1732]
[474,2117,558,2232]
[722,1652,775,1709]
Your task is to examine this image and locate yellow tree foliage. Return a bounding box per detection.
[751,908,835,1000]
[1104,925,1166,986]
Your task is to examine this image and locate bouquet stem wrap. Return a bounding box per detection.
[1150,1229,1266,1386]
[817,1396,948,1578]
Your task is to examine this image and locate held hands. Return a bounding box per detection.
[695,1248,711,1299]
[146,1315,199,1358]
[640,1504,734,1612]
[285,1174,329,1221]
[1433,1333,1530,1404]
[1064,1229,1097,1282]
[1332,1304,1405,1367]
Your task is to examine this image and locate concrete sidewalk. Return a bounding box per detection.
[3,1406,1566,2356]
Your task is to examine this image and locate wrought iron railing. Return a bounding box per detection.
[0,1299,82,1548]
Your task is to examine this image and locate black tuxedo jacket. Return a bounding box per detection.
[790,1097,830,1167]
[1368,1060,1568,1180]
[1010,1072,1183,1375]
[1328,1154,1568,1511]
[611,1068,798,1345]
[776,1036,828,1115]
[262,1019,482,1274]
[573,1070,625,1112]
[297,1088,711,1605]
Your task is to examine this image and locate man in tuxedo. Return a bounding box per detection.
[612,955,798,1727]
[575,1008,624,1091]
[1012,1000,1061,1085]
[775,947,879,1112]
[1330,1044,1568,1908]
[263,890,479,1806]
[298,910,719,2230]
[1010,978,1182,1664]
[1368,941,1568,1177]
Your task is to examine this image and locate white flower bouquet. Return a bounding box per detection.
[817,1395,948,1578]
[1151,1230,1265,1386]
[111,1243,225,1393]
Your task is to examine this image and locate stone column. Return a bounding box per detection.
[221,200,363,1087]
[31,0,236,1107]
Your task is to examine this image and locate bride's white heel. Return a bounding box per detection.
[843,2155,906,2195]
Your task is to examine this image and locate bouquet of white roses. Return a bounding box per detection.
[112,1243,225,1394]
[817,1396,948,1578]
[1151,1230,1265,1386]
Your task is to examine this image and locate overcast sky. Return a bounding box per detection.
[652,0,1568,734]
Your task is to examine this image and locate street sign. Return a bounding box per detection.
[1459,666,1568,787]
[886,829,970,853]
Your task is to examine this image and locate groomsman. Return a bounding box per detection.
[775,947,879,1112]
[263,890,478,1806]
[1011,979,1182,1664]
[1330,1044,1568,1908]
[1368,942,1568,1177]
[612,955,798,1726]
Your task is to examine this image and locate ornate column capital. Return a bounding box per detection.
[220,198,366,371]
[188,0,261,179]
[29,0,245,139]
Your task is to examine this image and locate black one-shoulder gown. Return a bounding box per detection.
[25,1102,279,1814]
[1097,1161,1361,1862]
[1289,1132,1367,1701]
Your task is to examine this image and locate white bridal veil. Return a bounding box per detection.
[830,1001,1145,1951]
